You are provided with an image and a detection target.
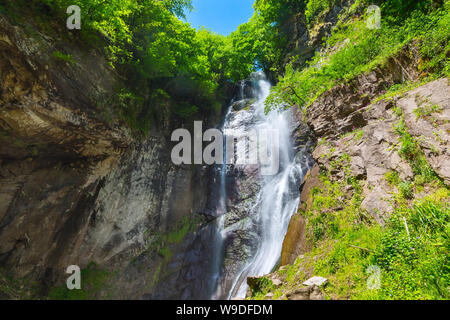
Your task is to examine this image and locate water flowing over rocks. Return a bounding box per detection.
[243,46,448,300]
[3,5,446,301]
[210,73,314,299]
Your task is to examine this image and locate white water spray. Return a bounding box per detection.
[212,72,310,299]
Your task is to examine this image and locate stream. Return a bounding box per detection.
[210,72,312,299]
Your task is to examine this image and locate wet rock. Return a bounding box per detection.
[232,99,256,111]
[0,15,219,300]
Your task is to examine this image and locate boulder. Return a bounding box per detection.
[286,284,325,300]
[286,286,311,300]
[302,276,329,287]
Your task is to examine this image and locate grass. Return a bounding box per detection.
[395,117,443,187]
[254,177,449,300]
[385,170,400,187]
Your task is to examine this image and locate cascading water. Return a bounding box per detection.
[211,72,312,299]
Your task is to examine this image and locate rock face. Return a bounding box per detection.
[303,276,328,287]
[279,47,427,268]
[282,44,426,231]
[281,41,448,268]
[279,0,358,72]
[0,15,225,299]
[286,285,324,300]
[397,79,450,185]
[306,43,422,139]
[0,15,131,284]
[302,77,450,227]
[281,213,306,266]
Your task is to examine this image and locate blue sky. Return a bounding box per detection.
[185,0,255,35]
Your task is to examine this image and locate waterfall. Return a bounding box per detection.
[211,72,311,299]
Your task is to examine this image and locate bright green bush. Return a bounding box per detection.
[305,0,336,25]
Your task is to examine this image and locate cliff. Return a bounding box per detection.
[0,14,225,299]
[247,1,449,300]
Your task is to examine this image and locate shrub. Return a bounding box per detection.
[385,170,400,186]
[399,181,414,199]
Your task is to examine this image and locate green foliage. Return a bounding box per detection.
[414,103,442,120]
[395,118,441,185]
[305,0,336,25]
[419,2,450,76]
[4,0,260,134]
[248,277,275,298]
[399,132,419,160]
[370,199,450,299]
[251,0,310,74]
[272,177,449,300]
[385,170,400,186]
[260,136,448,300]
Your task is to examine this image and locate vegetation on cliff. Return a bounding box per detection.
[245,0,449,301]
[0,0,267,134]
[0,0,448,301]
[265,0,449,112]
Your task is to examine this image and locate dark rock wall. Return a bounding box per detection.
[0,15,223,299]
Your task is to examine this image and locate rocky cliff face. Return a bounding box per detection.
[282,44,449,263]
[0,15,226,299]
[254,55,448,302]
